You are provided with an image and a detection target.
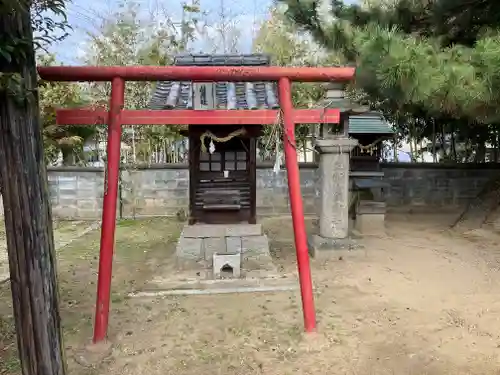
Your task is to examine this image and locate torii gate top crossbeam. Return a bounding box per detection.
[37,66,356,82]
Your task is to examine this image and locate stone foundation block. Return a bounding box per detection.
[226,237,242,254]
[241,235,269,256]
[357,201,386,215]
[355,213,386,235]
[176,237,202,260]
[225,224,262,237]
[308,234,360,259]
[182,225,225,238]
[203,237,226,264]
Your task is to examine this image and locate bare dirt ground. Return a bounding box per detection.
[2,213,500,375]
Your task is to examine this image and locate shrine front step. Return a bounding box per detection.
[182,223,263,238]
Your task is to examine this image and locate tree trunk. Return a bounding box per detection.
[392,135,399,162]
[492,126,498,162]
[495,128,500,163]
[432,118,437,162]
[440,123,447,160]
[451,126,457,162]
[475,142,486,163]
[0,4,66,375]
[409,136,415,162]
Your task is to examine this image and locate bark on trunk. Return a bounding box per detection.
[0,4,66,375]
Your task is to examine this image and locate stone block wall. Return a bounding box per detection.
[119,165,317,218]
[1,163,500,219]
[121,167,189,217]
[256,166,318,216]
[381,163,500,210]
[48,168,105,219]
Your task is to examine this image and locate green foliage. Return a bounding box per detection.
[38,55,97,165]
[31,0,71,51]
[281,0,500,162]
[253,6,342,156]
[0,0,70,109]
[253,7,311,66]
[0,0,69,66]
[282,0,500,122]
[80,0,198,164]
[0,1,31,71]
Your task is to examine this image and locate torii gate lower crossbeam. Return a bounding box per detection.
[37,65,355,344]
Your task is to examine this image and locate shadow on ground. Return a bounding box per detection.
[2,214,500,375]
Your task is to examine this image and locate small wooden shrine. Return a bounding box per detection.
[149,54,280,225]
[348,112,393,172]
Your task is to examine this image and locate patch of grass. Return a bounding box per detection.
[1,356,20,375]
[0,296,19,375]
[55,221,86,233]
[0,218,186,375]
[111,293,125,304]
[116,219,138,228]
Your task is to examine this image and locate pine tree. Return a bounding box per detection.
[282,0,500,123]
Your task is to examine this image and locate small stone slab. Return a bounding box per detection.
[181,224,262,238]
[176,237,203,260]
[308,234,361,258]
[225,224,262,237]
[182,224,225,238]
[226,237,242,254]
[355,213,386,236]
[241,235,269,255]
[242,253,277,273]
[203,237,226,263]
[240,235,277,277]
[357,201,386,214]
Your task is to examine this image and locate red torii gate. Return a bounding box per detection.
[37,65,355,343]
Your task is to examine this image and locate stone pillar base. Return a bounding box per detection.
[355,214,386,236]
[355,201,386,236]
[308,234,361,259]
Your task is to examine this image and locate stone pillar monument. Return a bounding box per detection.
[309,137,358,257]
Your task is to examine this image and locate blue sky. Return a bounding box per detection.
[51,0,358,65]
[51,0,274,64]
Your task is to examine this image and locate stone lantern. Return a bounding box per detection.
[318,82,370,138]
[310,82,369,257]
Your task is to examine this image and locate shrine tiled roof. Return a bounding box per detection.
[148,53,280,110]
[349,112,393,135]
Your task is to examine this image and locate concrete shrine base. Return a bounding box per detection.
[136,224,299,295]
[174,223,278,279]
